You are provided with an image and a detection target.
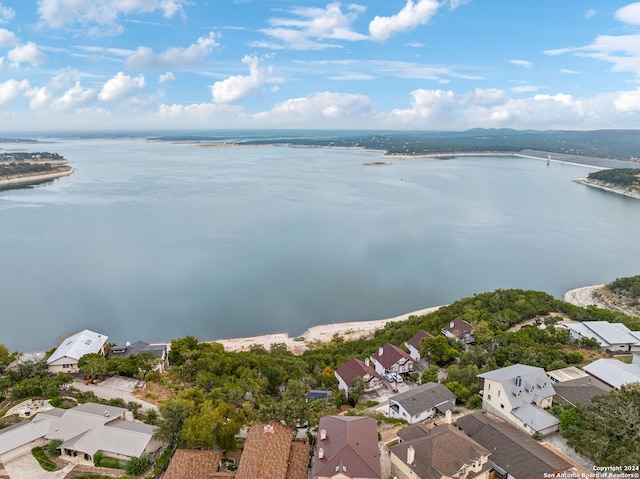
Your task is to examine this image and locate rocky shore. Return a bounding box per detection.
[0,166,74,189]
[572,177,640,200]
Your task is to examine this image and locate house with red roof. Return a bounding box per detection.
[405,330,434,361]
[314,416,380,479]
[335,357,381,396]
[370,343,415,377]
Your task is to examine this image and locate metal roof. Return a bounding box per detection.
[510,403,559,432]
[562,321,640,348]
[583,358,640,389]
[47,329,108,364]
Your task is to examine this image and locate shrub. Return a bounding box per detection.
[31,447,56,471]
[93,452,103,467]
[46,439,63,456]
[99,456,128,469]
[126,457,150,476]
[50,396,62,407]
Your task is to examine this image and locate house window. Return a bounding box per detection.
[500,403,504,409]
[487,394,491,401]
[498,390,500,397]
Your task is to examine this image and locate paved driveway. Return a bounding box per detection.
[72,379,157,411]
[3,454,74,479]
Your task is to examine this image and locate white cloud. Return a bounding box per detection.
[159,72,175,83]
[464,88,507,107]
[0,3,14,23]
[0,28,16,47]
[511,85,544,93]
[51,82,97,110]
[614,87,640,111]
[369,0,439,41]
[585,9,597,19]
[124,33,218,69]
[615,3,640,24]
[211,55,276,104]
[258,2,368,50]
[510,59,533,68]
[448,0,471,10]
[0,79,30,104]
[389,88,456,123]
[253,91,375,124]
[37,0,186,33]
[560,69,579,74]
[7,43,48,67]
[26,86,52,109]
[98,72,145,102]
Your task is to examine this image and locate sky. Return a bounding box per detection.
[1,0,640,131]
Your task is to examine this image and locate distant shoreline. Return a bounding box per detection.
[0,166,74,189]
[572,178,640,200]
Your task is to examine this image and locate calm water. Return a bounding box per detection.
[1,138,639,351]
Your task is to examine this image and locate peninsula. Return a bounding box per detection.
[0,151,73,190]
[573,168,640,200]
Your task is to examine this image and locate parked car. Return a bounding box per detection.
[393,373,404,383]
[384,373,396,382]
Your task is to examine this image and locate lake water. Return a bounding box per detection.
[2,138,639,352]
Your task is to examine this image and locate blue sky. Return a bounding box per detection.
[1,0,640,131]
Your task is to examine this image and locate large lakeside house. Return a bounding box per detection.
[46,329,108,374]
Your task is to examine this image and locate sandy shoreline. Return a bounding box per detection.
[563,285,606,308]
[213,305,444,354]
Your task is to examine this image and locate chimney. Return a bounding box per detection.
[407,446,415,465]
[445,409,452,424]
[365,358,370,367]
[320,429,327,440]
[450,321,455,328]
[379,346,384,356]
[318,448,324,459]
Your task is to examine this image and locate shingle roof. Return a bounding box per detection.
[406,330,434,351]
[47,329,107,364]
[457,413,571,479]
[336,357,381,388]
[389,424,489,478]
[553,376,611,406]
[235,422,307,479]
[442,318,473,338]
[314,416,380,479]
[108,341,166,359]
[389,382,456,417]
[163,449,223,479]
[370,343,413,370]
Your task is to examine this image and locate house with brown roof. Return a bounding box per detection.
[405,330,434,361]
[441,318,475,344]
[457,412,572,479]
[314,416,380,479]
[389,423,491,479]
[335,357,382,396]
[235,422,309,479]
[163,450,229,479]
[370,343,415,377]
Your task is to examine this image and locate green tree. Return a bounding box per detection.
[155,398,197,447]
[421,366,439,384]
[420,336,459,366]
[126,456,150,476]
[77,353,107,379]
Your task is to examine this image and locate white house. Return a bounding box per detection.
[478,364,559,436]
[388,382,456,424]
[561,321,640,352]
[47,329,108,374]
[335,357,381,396]
[370,343,415,377]
[405,331,434,361]
[0,403,162,464]
[583,358,640,390]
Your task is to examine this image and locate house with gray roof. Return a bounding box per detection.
[442,318,475,344]
[389,423,491,479]
[546,365,589,383]
[457,412,572,479]
[0,402,162,464]
[561,320,640,352]
[314,416,380,479]
[388,382,456,424]
[478,364,558,436]
[552,375,611,407]
[107,340,169,372]
[583,357,640,389]
[47,329,108,374]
